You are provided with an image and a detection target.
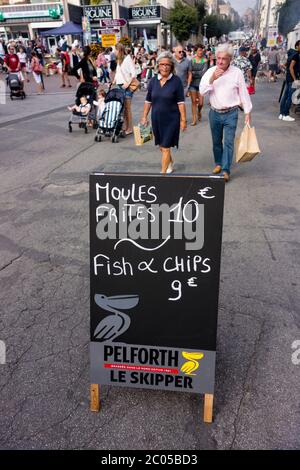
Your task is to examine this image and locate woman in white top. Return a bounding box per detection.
[114,43,136,135]
[17,46,29,82]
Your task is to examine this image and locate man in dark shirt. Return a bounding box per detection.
[279,40,300,121]
[249,45,261,87]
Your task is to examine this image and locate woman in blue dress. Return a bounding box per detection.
[140,51,187,174]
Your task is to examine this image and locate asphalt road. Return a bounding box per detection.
[0,77,299,450]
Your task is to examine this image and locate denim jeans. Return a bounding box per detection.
[209,108,238,174]
[280,81,294,116]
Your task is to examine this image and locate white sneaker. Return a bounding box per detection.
[278,114,283,120]
[282,115,295,122]
[166,163,174,174]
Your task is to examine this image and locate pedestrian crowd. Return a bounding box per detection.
[1,35,299,179]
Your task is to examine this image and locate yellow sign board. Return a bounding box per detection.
[101,34,117,47]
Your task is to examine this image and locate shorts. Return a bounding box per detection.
[63,64,71,74]
[125,89,133,99]
[32,71,42,84]
[269,64,277,72]
[110,60,117,72]
[118,85,133,99]
[188,85,200,92]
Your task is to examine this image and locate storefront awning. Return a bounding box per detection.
[40,21,82,36]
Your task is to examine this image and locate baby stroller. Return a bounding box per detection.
[94,87,125,143]
[7,73,25,100]
[68,82,97,134]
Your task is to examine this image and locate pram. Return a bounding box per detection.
[94,87,125,143]
[68,82,97,134]
[7,73,25,100]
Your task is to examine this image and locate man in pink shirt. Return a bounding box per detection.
[200,44,252,182]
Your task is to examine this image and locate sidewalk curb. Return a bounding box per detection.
[0,105,68,128]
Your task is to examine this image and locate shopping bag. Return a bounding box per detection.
[247,85,255,95]
[133,124,153,146]
[235,125,261,163]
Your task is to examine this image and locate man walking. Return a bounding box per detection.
[173,45,192,91]
[249,45,261,88]
[200,44,252,182]
[268,46,280,82]
[279,40,300,122]
[232,46,252,84]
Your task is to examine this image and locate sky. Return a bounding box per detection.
[229,0,257,15]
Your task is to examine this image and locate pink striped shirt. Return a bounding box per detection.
[199,65,252,114]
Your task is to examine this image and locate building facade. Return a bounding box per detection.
[218,1,239,23]
[0,0,82,40]
[256,0,284,38]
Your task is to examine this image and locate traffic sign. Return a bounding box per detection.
[100,18,127,28]
[99,28,120,34]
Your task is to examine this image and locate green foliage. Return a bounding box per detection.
[119,37,132,47]
[277,0,300,35]
[90,43,102,59]
[170,1,198,43]
[195,0,207,24]
[201,14,238,39]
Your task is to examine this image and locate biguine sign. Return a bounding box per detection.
[90,174,224,397]
[83,5,113,23]
[129,6,161,20]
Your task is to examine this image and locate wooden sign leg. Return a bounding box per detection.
[203,394,214,423]
[90,384,100,412]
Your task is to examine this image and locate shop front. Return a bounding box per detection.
[0,2,64,40]
[128,5,170,50]
[82,4,131,45]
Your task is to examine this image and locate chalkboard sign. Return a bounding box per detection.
[90,174,224,397]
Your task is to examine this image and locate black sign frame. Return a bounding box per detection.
[90,173,224,403]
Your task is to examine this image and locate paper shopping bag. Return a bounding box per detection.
[235,125,261,163]
[133,124,153,146]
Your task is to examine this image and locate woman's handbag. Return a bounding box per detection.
[33,60,43,74]
[133,124,153,145]
[128,77,140,92]
[119,65,140,92]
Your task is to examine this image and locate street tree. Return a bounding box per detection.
[170,1,198,44]
[201,14,239,39]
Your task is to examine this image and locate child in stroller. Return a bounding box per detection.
[68,82,97,133]
[94,87,125,143]
[7,72,26,100]
[68,96,91,115]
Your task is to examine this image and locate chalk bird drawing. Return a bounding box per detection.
[93,294,139,342]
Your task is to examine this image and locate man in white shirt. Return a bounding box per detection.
[200,43,252,182]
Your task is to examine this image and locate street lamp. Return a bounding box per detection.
[203,23,208,43]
